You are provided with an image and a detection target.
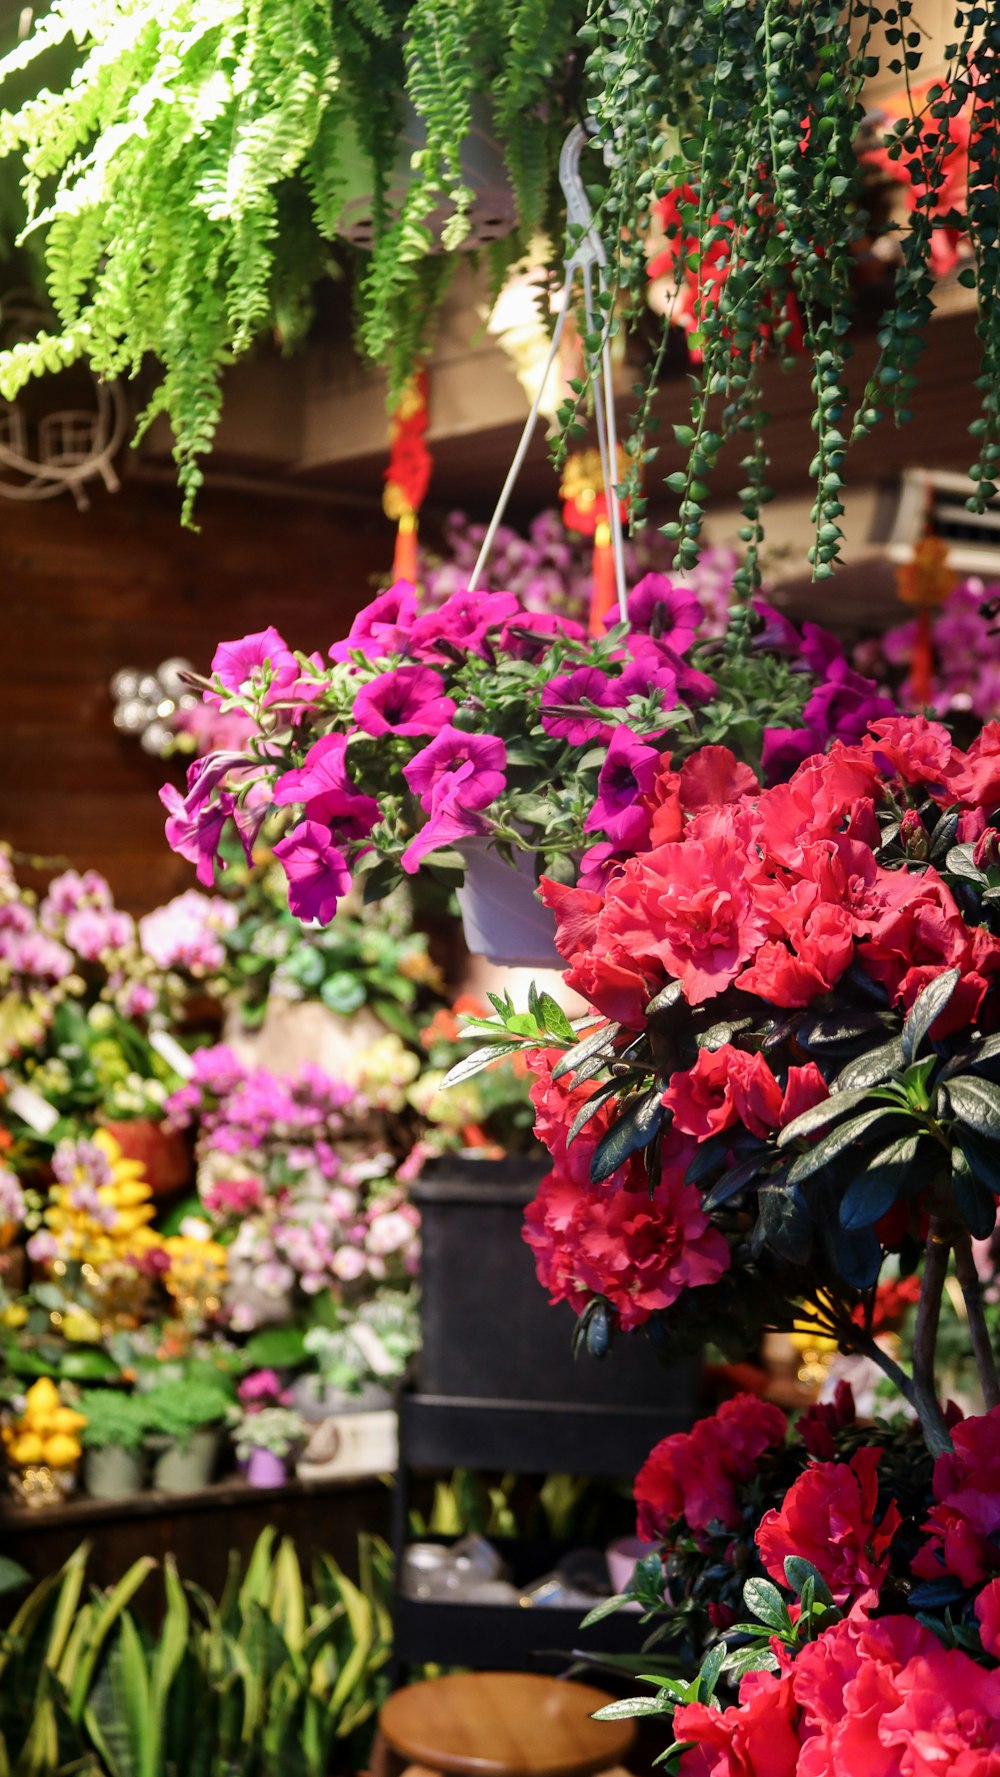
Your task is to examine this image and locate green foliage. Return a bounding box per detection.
[77,1389,149,1453]
[0,0,581,521]
[0,1532,392,1777]
[138,1376,232,1444]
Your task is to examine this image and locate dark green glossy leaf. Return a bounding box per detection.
[590,1087,665,1183]
[839,1134,922,1230]
[743,1578,789,1630]
[756,1182,811,1264]
[825,1219,882,1290]
[645,982,684,1019]
[833,1037,905,1093]
[945,843,986,882]
[787,1108,907,1185]
[552,1022,621,1083]
[567,1079,621,1145]
[702,1152,767,1211]
[945,1075,1000,1141]
[777,1086,873,1148]
[952,1144,1000,1239]
[783,1557,835,1607]
[797,1010,894,1051]
[901,967,960,1063]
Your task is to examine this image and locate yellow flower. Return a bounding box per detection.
[1,1303,27,1329]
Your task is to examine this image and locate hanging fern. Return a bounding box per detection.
[0,0,581,521]
[0,0,996,547]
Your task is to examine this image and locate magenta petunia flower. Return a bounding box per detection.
[272,820,352,923]
[330,583,419,662]
[161,785,242,887]
[622,573,703,655]
[400,770,489,872]
[498,611,587,660]
[585,727,662,844]
[409,589,520,659]
[353,664,457,737]
[751,598,802,657]
[761,725,823,784]
[208,627,299,705]
[273,734,380,841]
[540,666,617,744]
[402,726,507,811]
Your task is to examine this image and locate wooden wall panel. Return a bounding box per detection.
[0,479,388,912]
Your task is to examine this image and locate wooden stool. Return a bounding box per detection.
[373,1671,637,1777]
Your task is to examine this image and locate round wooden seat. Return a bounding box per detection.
[377,1671,637,1777]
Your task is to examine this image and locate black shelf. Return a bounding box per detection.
[390,1389,692,1678]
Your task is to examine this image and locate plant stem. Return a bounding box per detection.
[911,1220,954,1457]
[952,1230,1000,1410]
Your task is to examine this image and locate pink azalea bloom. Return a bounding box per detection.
[272,821,352,923]
[330,583,419,662]
[353,665,457,737]
[585,727,662,844]
[207,626,299,705]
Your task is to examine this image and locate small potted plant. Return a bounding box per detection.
[141,1377,231,1494]
[232,1405,305,1489]
[78,1389,149,1499]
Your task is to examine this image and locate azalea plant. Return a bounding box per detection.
[448,706,1000,1765]
[161,578,893,925]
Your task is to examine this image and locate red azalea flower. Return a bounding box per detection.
[756,1446,900,1605]
[674,1665,802,1777]
[796,1381,857,1461]
[634,1395,788,1539]
[914,1404,1000,1587]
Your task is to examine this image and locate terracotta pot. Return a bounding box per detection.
[102,1119,191,1197]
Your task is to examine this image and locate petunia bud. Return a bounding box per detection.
[973,827,1000,871]
[899,809,929,859]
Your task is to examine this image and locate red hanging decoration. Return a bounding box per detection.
[895,532,956,708]
[384,368,431,582]
[560,447,628,636]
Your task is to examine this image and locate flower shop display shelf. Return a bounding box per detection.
[388,1389,689,1676]
[0,1469,391,1599]
[391,1534,647,1672]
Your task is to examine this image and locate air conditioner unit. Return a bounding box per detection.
[883,468,1000,575]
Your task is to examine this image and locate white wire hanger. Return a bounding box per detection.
[466,124,628,623]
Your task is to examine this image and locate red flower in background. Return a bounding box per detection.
[914,1404,1000,1587]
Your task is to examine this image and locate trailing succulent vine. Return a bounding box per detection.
[0,0,996,546]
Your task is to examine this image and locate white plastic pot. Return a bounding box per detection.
[456,839,563,969]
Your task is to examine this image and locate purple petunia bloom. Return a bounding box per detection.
[353,665,456,737]
[751,599,802,657]
[576,840,633,894]
[207,627,299,706]
[498,611,586,661]
[272,821,352,924]
[402,726,507,811]
[761,725,824,785]
[273,734,380,842]
[161,785,243,887]
[803,660,896,745]
[621,573,703,655]
[585,727,662,845]
[800,621,844,677]
[330,583,419,663]
[409,589,520,660]
[400,771,490,873]
[540,666,618,745]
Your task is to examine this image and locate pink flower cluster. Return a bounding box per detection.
[138,889,236,974]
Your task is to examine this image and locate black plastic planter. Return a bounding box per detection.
[411,1155,700,1412]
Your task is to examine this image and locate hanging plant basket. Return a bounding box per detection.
[456,840,563,970]
[334,97,517,252]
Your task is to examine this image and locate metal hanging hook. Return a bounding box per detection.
[467,124,628,623]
